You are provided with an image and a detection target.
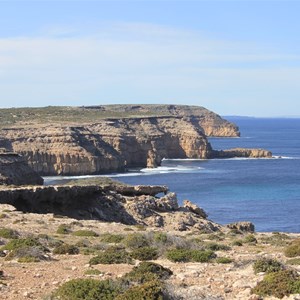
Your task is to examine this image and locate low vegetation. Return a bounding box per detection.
[253,258,284,274]
[72,230,99,237]
[53,244,79,255]
[0,227,19,239]
[284,239,300,257]
[89,249,132,265]
[166,248,216,263]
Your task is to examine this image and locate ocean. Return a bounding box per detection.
[44,117,300,233]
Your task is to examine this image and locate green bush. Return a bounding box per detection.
[215,257,233,264]
[123,233,149,249]
[243,234,257,244]
[251,270,300,298]
[2,238,43,251]
[286,258,300,265]
[153,232,168,244]
[72,230,99,237]
[166,248,216,263]
[231,240,243,246]
[165,248,191,262]
[205,242,231,251]
[253,258,284,274]
[0,227,19,239]
[260,233,290,246]
[53,244,79,255]
[89,249,132,265]
[100,233,124,244]
[130,247,159,261]
[5,246,47,262]
[124,262,173,283]
[56,224,71,235]
[284,239,300,258]
[190,250,216,263]
[84,269,103,276]
[53,278,120,300]
[115,280,164,300]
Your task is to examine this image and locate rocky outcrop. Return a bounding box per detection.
[211,148,272,159]
[0,105,241,176]
[0,152,43,186]
[0,183,219,232]
[227,221,255,232]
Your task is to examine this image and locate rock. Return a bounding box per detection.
[115,185,168,196]
[227,222,255,232]
[0,105,240,176]
[183,200,208,218]
[0,152,43,186]
[212,148,272,159]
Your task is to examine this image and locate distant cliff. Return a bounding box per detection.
[0,105,241,176]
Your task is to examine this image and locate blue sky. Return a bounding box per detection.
[0,1,299,116]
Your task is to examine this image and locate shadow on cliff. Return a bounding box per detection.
[0,186,137,224]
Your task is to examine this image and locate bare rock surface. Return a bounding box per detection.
[0,105,241,176]
[0,152,43,186]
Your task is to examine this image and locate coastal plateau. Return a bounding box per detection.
[0,105,271,176]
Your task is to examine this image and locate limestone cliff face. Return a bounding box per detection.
[0,152,43,185]
[211,148,273,159]
[0,116,212,175]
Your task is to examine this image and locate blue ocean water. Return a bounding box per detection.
[108,118,300,233]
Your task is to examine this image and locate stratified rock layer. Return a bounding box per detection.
[0,152,43,186]
[0,184,219,232]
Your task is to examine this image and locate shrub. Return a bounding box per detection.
[100,233,124,244]
[72,230,99,237]
[123,227,134,232]
[0,213,7,219]
[153,232,168,244]
[123,233,149,249]
[124,262,173,283]
[115,280,164,300]
[284,239,300,258]
[166,248,191,263]
[231,240,243,246]
[53,278,120,300]
[243,234,257,244]
[135,225,146,231]
[0,227,19,239]
[286,258,300,265]
[253,258,284,274]
[260,233,290,246]
[56,224,71,235]
[5,246,47,262]
[84,269,103,276]
[205,242,231,251]
[130,247,159,261]
[2,238,43,251]
[190,250,216,263]
[166,248,216,263]
[53,244,79,255]
[251,270,300,298]
[89,249,132,265]
[215,257,233,264]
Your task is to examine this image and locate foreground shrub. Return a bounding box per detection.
[124,262,173,283]
[53,278,119,300]
[253,258,284,274]
[72,230,99,237]
[100,233,124,244]
[130,247,159,261]
[116,280,164,300]
[153,232,168,244]
[284,239,300,257]
[84,269,103,276]
[123,233,149,249]
[243,234,257,244]
[2,238,43,251]
[5,246,47,262]
[205,242,231,251]
[56,224,72,235]
[53,244,79,255]
[215,257,233,264]
[166,248,216,263]
[0,227,19,239]
[252,270,300,298]
[89,249,132,265]
[286,258,300,265]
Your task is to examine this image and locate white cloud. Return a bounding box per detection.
[0,22,299,115]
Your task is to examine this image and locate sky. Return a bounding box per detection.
[0,0,299,117]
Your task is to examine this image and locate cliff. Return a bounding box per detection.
[0,183,220,232]
[0,152,43,186]
[0,105,270,176]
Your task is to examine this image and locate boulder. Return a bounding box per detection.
[183,200,208,219]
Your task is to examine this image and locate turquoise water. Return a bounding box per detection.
[44,118,300,232]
